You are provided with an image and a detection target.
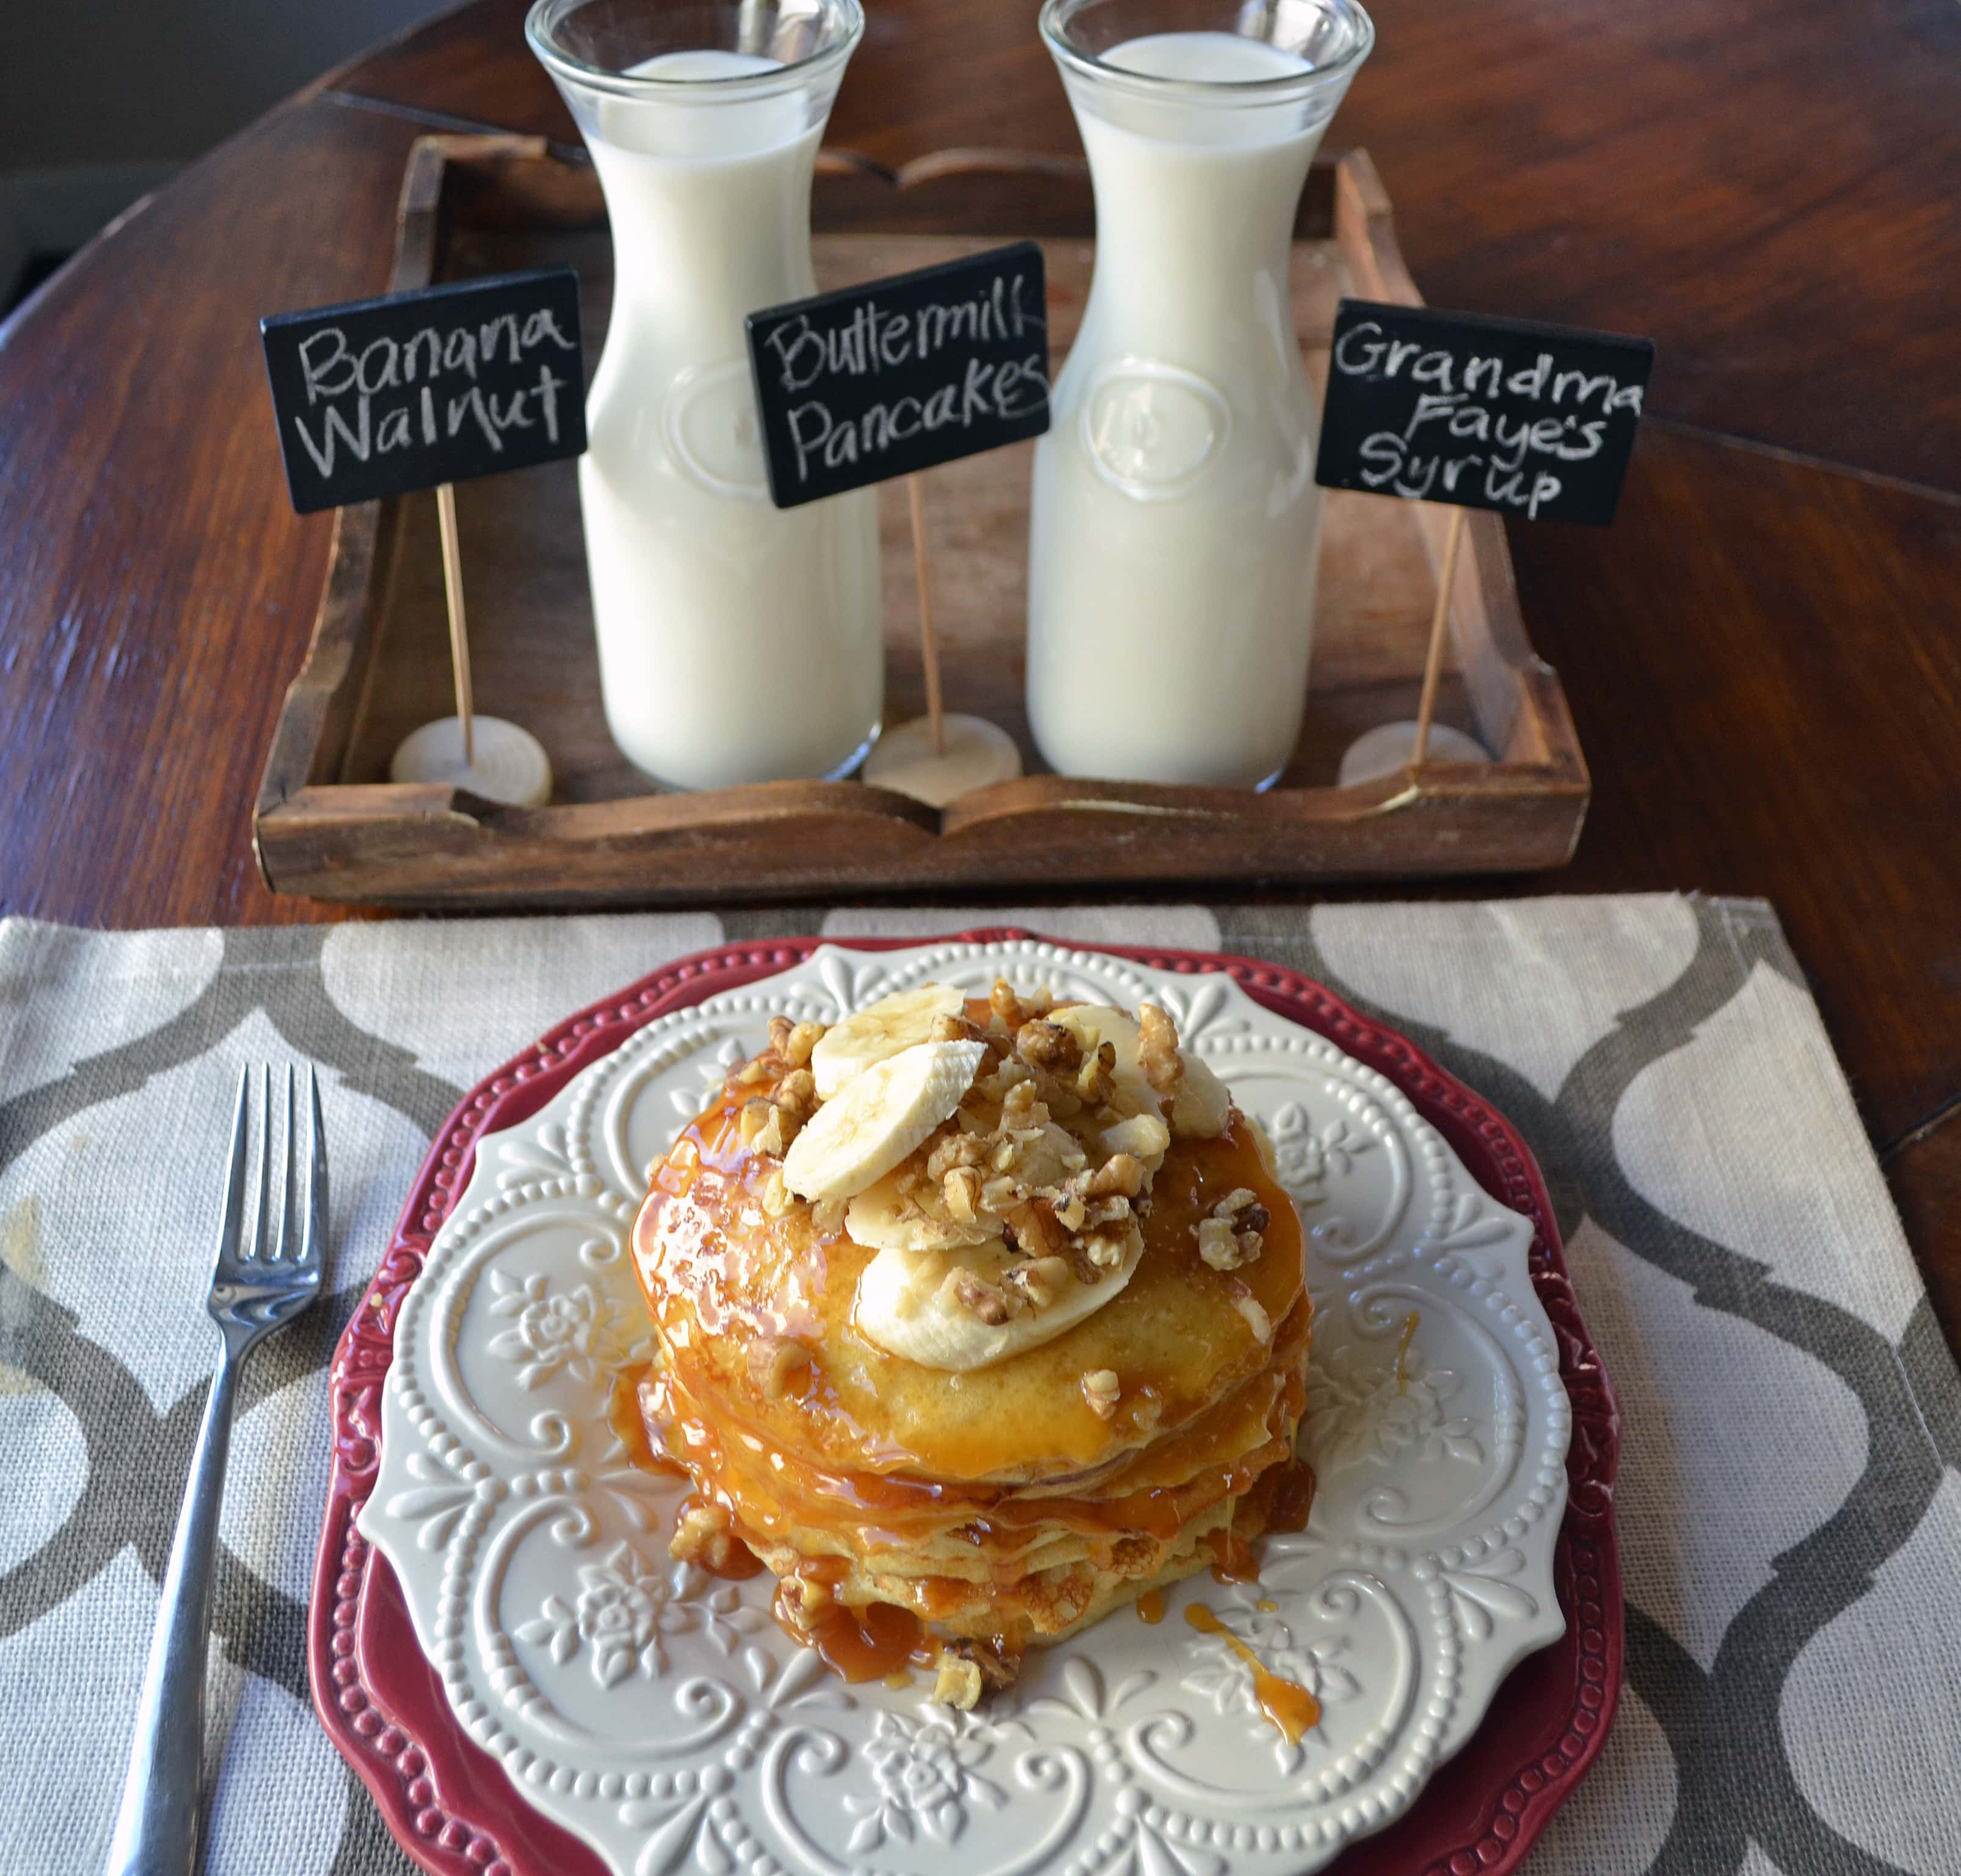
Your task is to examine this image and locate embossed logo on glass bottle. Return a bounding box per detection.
[664,360,771,499]
[1082,358,1232,501]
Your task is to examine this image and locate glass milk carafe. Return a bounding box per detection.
[1027,0,1374,787]
[529,0,881,790]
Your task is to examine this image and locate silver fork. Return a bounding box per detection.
[104,1064,329,1876]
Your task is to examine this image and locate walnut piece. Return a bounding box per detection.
[1016,1018,1083,1076]
[951,1270,1019,1325]
[774,1069,819,1122]
[1075,1040,1118,1107]
[738,1097,784,1155]
[927,1132,988,1179]
[1005,1254,1071,1311]
[1225,1281,1272,1342]
[669,1496,749,1576]
[942,1164,984,1223]
[933,1652,984,1711]
[760,1169,793,1218]
[810,1198,846,1235]
[1137,1003,1185,1099]
[934,1637,1015,1708]
[1082,1369,1121,1419]
[1198,1215,1260,1270]
[1088,1152,1146,1199]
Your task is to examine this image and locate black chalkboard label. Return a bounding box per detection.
[745,242,1050,509]
[1314,301,1654,526]
[260,266,586,515]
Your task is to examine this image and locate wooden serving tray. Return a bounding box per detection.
[255,135,1588,907]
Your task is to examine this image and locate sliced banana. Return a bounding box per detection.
[809,982,967,1099]
[845,1169,1004,1254]
[781,1039,985,1202]
[1171,1054,1232,1138]
[855,1234,1148,1370]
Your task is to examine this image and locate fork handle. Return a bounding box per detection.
[104,1340,241,1876]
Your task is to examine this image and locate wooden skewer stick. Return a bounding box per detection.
[1410,506,1467,769]
[435,481,476,767]
[906,472,945,757]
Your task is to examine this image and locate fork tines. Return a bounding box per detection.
[216,1063,327,1274]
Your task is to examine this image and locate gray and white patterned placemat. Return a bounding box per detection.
[2,896,1957,1876]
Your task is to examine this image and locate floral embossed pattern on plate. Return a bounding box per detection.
[311,934,1621,1876]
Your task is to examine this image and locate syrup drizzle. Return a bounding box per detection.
[1136,1588,1166,1624]
[1185,1604,1320,1743]
[1395,1310,1420,1396]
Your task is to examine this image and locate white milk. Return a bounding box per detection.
[575,49,881,789]
[1027,31,1342,787]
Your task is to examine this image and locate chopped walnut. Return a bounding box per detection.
[810,1198,847,1235]
[746,1337,813,1399]
[1088,1152,1146,1199]
[760,1169,793,1218]
[989,978,1052,1031]
[669,1496,749,1576]
[942,1164,984,1224]
[951,1270,1019,1325]
[1005,1199,1070,1261]
[933,1652,984,1711]
[979,1173,1021,1212]
[766,1015,794,1056]
[1000,1079,1048,1129]
[1137,1003,1185,1098]
[1225,1281,1272,1342]
[1082,1368,1121,1419]
[1081,1225,1135,1271]
[926,1131,988,1179]
[738,1097,781,1154]
[728,1055,774,1089]
[774,1069,819,1122]
[1101,1112,1171,1162]
[1053,1192,1088,1232]
[934,1637,1014,1708]
[1005,1254,1071,1311]
[1016,1019,1083,1076]
[1212,1188,1261,1219]
[1198,1215,1257,1270]
[1075,1040,1117,1107]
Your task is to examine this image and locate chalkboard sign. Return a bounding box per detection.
[1314,301,1654,526]
[745,242,1050,509]
[261,266,586,515]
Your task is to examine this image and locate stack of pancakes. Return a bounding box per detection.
[629,990,1312,1700]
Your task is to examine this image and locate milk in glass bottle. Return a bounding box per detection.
[529,0,881,789]
[1027,0,1373,787]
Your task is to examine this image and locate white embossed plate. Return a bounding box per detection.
[314,934,1620,1876]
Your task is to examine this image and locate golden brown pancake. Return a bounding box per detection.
[627,987,1313,1700]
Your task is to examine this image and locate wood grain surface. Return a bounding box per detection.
[1,0,1957,1340]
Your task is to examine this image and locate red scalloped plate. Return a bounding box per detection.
[308,932,1622,1876]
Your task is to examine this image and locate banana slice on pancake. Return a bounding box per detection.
[781,1039,985,1202]
[845,1170,1005,1254]
[855,1235,1148,1371]
[809,983,967,1098]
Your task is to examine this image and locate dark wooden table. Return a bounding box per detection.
[2,0,1957,1342]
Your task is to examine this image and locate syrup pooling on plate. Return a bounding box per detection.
[1185,1603,1322,1744]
